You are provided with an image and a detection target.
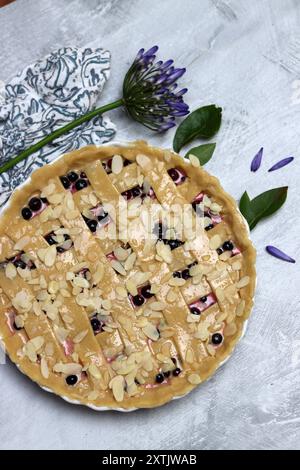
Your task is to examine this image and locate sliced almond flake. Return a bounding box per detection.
[219,251,232,261]
[149,301,166,311]
[189,154,200,167]
[61,239,73,251]
[14,236,30,251]
[236,299,246,317]
[124,252,137,271]
[210,202,222,214]
[53,362,82,375]
[136,153,151,169]
[41,182,55,198]
[45,342,54,356]
[60,288,71,298]
[102,299,111,310]
[224,322,237,336]
[209,234,222,250]
[203,195,211,207]
[237,276,250,288]
[14,315,24,329]
[142,323,160,341]
[48,280,59,294]
[24,342,37,362]
[89,192,98,207]
[73,276,90,289]
[62,314,73,324]
[206,344,216,356]
[156,240,173,264]
[12,290,33,312]
[215,286,225,302]
[232,261,242,271]
[30,336,45,351]
[188,373,201,385]
[87,390,99,401]
[116,286,128,298]
[203,216,213,228]
[111,259,127,276]
[194,323,209,341]
[109,375,125,402]
[150,283,160,294]
[66,271,75,281]
[166,290,177,303]
[133,271,151,285]
[136,317,148,328]
[40,356,49,379]
[114,246,130,262]
[226,313,235,323]
[48,193,64,205]
[168,277,186,287]
[37,248,46,262]
[5,262,17,280]
[185,348,194,363]
[32,301,42,316]
[73,329,88,344]
[126,279,138,296]
[156,353,169,363]
[189,264,202,277]
[88,363,102,379]
[44,245,57,267]
[111,154,124,174]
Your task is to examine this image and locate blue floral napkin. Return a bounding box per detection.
[0,46,116,208]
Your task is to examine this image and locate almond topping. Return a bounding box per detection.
[5,262,17,280]
[111,154,124,174]
[88,363,102,379]
[44,245,57,267]
[110,260,127,276]
[188,373,201,385]
[168,277,186,287]
[209,235,222,250]
[189,154,200,167]
[109,375,125,402]
[41,357,49,379]
[236,299,246,317]
[126,279,138,296]
[142,323,160,341]
[14,236,30,251]
[237,276,250,288]
[73,330,88,344]
[53,362,82,375]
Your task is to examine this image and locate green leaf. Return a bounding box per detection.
[239,187,288,230]
[185,143,216,166]
[173,105,222,153]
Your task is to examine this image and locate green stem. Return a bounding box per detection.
[0,98,124,175]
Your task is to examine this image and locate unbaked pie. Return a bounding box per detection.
[0,142,256,409]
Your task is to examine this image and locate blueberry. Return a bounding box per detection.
[67,171,78,182]
[216,247,223,256]
[173,368,181,377]
[155,373,164,384]
[131,186,142,198]
[168,168,179,182]
[66,375,78,386]
[173,271,182,278]
[132,295,145,307]
[87,219,98,233]
[200,296,207,303]
[21,207,32,220]
[167,239,183,250]
[182,269,190,280]
[91,317,101,332]
[28,197,42,212]
[190,307,201,315]
[122,190,132,200]
[163,371,171,378]
[14,259,27,270]
[80,171,87,178]
[205,224,214,231]
[45,233,56,245]
[56,246,65,254]
[141,284,154,299]
[223,240,234,251]
[212,333,223,345]
[75,179,88,191]
[60,176,70,189]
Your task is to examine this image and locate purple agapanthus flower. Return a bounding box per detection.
[122,46,189,131]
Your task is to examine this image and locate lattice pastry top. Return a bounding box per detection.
[0,142,256,409]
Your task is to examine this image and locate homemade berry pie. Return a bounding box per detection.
[0,142,256,409]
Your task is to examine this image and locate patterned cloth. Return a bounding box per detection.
[0,46,116,208]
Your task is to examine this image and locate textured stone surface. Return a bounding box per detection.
[0,0,299,451]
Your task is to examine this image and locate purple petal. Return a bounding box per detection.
[144,45,159,57]
[266,245,295,263]
[159,121,176,132]
[268,157,294,172]
[251,147,263,172]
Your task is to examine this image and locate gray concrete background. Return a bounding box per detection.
[0,0,299,450]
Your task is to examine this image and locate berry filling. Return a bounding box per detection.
[60,170,90,193]
[82,205,111,233]
[21,196,48,221]
[189,293,217,315]
[44,230,73,253]
[5,309,21,334]
[63,338,74,356]
[102,157,131,174]
[216,240,241,257]
[192,192,222,230]
[121,183,156,202]
[0,252,36,271]
[128,283,154,309]
[168,167,187,185]
[173,261,197,280]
